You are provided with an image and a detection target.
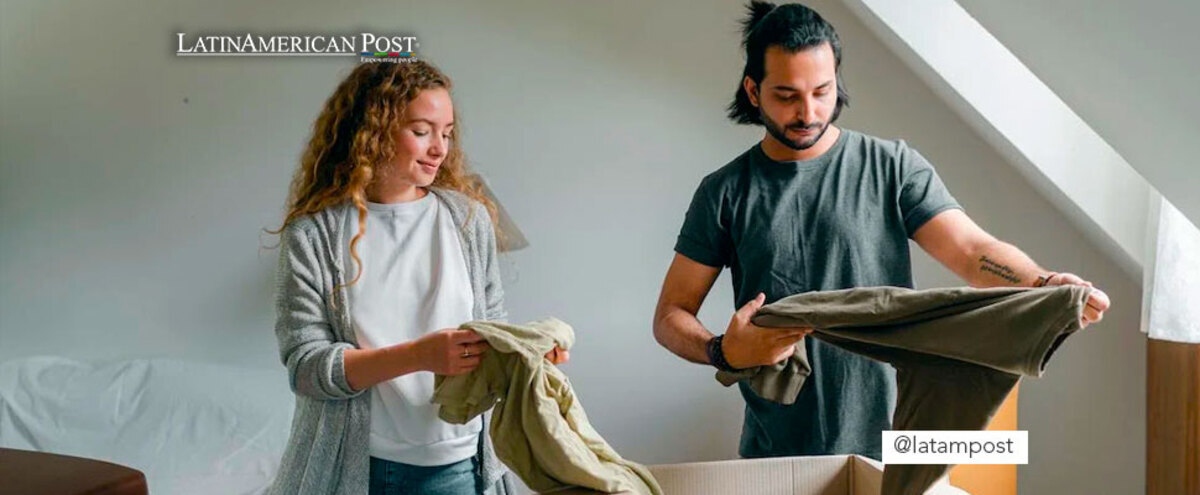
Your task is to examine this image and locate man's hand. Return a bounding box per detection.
[1044,272,1110,328]
[721,292,813,369]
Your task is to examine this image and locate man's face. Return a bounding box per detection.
[745,43,839,151]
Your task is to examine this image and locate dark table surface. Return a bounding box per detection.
[0,447,148,495]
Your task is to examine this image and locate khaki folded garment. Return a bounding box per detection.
[716,285,1092,495]
[433,317,662,495]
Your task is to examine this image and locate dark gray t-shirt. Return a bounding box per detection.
[674,128,962,460]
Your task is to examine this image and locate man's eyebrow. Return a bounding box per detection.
[770,80,834,92]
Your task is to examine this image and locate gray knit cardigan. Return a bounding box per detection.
[267,187,514,494]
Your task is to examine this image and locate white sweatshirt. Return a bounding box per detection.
[342,192,481,466]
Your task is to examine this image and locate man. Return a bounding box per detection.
[652,1,1111,461]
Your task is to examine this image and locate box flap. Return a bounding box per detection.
[535,455,971,495]
[849,456,972,495]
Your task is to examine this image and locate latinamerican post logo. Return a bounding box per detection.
[175,33,419,62]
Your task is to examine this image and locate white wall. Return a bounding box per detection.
[0,0,1142,492]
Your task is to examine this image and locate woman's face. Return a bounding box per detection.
[387,87,454,188]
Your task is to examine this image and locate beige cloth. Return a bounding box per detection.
[433,318,662,495]
[717,285,1092,495]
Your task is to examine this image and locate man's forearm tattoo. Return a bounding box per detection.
[979,255,1022,284]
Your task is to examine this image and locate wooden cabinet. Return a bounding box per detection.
[948,383,1020,495]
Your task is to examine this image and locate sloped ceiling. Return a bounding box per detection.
[844,0,1152,279]
[955,0,1200,228]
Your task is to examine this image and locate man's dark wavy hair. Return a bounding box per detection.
[727,1,850,125]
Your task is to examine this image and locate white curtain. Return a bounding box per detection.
[1140,190,1200,343]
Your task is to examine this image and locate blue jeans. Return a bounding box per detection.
[368,456,478,495]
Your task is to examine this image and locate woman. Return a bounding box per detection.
[266,60,566,495]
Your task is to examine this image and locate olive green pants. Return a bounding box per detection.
[717,285,1092,495]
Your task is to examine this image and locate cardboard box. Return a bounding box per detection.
[541,455,970,495]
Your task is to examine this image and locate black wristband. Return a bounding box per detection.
[707,334,741,372]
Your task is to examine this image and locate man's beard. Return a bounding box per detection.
[760,108,829,151]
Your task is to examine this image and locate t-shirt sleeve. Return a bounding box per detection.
[674,175,733,268]
[897,142,963,238]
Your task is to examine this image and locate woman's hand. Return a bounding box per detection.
[414,329,491,376]
[545,346,569,365]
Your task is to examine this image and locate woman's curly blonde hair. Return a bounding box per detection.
[266,60,498,292]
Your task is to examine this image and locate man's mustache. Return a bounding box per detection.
[786,122,824,131]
